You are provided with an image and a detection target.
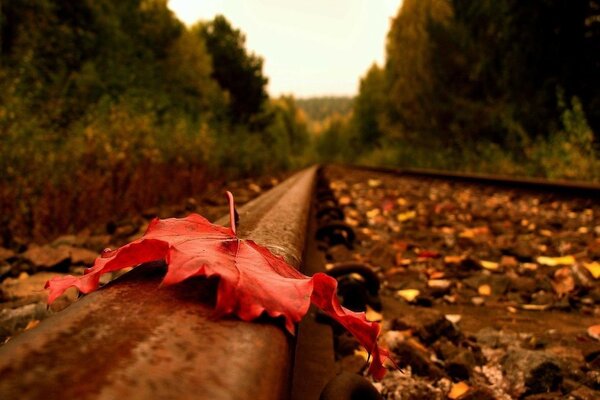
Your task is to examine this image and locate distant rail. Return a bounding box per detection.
[0,166,317,400]
[348,164,600,198]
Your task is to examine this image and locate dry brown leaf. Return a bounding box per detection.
[552,267,575,296]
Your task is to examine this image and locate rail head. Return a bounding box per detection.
[342,163,600,198]
[0,165,318,400]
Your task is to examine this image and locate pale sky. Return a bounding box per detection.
[168,0,402,98]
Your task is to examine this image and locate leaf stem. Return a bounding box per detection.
[226,191,237,235]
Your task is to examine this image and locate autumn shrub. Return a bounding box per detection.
[526,96,599,181]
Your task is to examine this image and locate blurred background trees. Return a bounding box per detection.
[0,0,599,242]
[314,0,599,180]
[0,0,308,242]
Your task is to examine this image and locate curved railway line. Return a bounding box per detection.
[1,164,599,399]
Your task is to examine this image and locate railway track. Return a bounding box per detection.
[1,165,599,399]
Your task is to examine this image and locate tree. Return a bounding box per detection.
[197,15,268,124]
[352,64,386,149]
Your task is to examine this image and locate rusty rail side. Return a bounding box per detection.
[0,166,318,400]
[346,164,600,198]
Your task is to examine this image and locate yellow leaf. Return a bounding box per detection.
[480,260,499,271]
[354,347,369,361]
[366,208,380,218]
[365,306,383,322]
[478,284,492,296]
[395,289,420,302]
[444,255,465,265]
[584,262,600,279]
[24,320,39,331]
[339,195,352,206]
[368,179,382,188]
[536,255,576,267]
[397,210,416,222]
[448,381,470,399]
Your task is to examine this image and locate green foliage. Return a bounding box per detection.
[0,2,309,242]
[352,64,386,149]
[295,96,353,122]
[196,15,268,125]
[316,0,599,182]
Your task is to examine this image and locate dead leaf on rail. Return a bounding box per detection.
[46,191,392,379]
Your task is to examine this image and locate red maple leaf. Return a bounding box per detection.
[46,192,391,379]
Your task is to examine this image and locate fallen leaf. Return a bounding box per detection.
[365,306,383,322]
[395,289,420,302]
[471,297,485,306]
[480,260,499,271]
[445,314,461,324]
[428,279,451,289]
[552,267,575,296]
[24,320,39,331]
[522,263,538,271]
[416,249,440,259]
[537,255,576,267]
[366,208,380,219]
[368,179,382,188]
[583,262,600,279]
[448,381,470,399]
[46,192,391,379]
[338,195,352,206]
[248,183,262,194]
[444,255,465,265]
[354,347,370,361]
[500,256,518,268]
[396,210,416,222]
[588,325,600,340]
[478,284,492,296]
[459,226,489,239]
[521,304,550,311]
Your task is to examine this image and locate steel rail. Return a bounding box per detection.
[346,164,600,198]
[0,165,318,400]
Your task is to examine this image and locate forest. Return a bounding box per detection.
[1,0,599,243]
[0,0,309,242]
[318,0,600,180]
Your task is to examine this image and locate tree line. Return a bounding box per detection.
[0,0,309,242]
[317,0,599,180]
